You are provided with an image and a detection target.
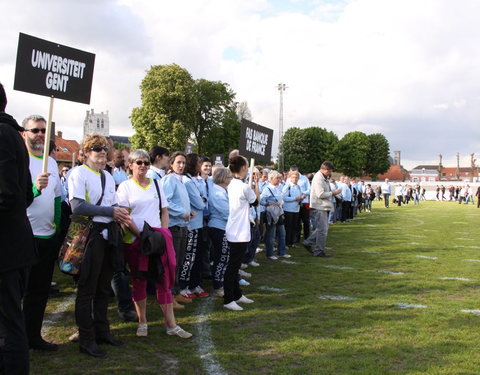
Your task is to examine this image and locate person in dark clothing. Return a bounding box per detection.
[0,83,37,375]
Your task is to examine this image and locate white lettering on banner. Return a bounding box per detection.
[245,126,269,156]
[31,49,87,93]
[45,72,69,92]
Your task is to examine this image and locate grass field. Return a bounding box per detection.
[31,200,480,375]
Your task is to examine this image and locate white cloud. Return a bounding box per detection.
[1,0,480,168]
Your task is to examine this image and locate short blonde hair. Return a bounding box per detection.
[268,170,282,180]
[82,133,107,153]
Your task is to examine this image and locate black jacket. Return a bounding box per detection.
[0,112,36,273]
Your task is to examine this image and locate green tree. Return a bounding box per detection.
[365,133,390,180]
[130,64,196,151]
[280,127,338,173]
[334,131,370,177]
[201,106,241,163]
[192,79,236,154]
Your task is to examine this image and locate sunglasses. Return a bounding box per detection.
[90,145,109,152]
[25,128,47,134]
[135,160,151,166]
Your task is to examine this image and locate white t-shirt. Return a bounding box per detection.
[68,164,117,223]
[27,154,62,237]
[116,178,169,243]
[225,178,257,243]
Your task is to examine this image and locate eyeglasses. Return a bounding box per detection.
[135,160,151,166]
[25,128,47,134]
[90,145,108,152]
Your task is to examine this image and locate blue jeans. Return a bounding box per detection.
[244,225,260,264]
[328,201,336,223]
[111,271,134,313]
[265,223,286,257]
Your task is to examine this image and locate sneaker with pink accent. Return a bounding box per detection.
[166,325,192,339]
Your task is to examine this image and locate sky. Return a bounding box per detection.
[1,0,480,170]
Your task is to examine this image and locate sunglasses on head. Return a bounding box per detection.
[135,160,150,166]
[90,145,109,152]
[25,128,47,134]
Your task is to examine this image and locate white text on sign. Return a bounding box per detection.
[31,49,87,93]
[245,127,269,156]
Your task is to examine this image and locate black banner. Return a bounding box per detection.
[239,119,273,163]
[14,33,95,104]
[213,154,224,166]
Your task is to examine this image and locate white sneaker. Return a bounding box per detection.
[136,323,148,337]
[256,247,263,253]
[279,254,291,258]
[68,331,79,342]
[236,295,254,304]
[238,269,252,278]
[240,263,248,269]
[214,288,224,297]
[224,301,244,311]
[267,255,278,260]
[248,260,260,267]
[166,325,192,339]
[239,278,250,286]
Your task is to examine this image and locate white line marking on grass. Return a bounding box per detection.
[439,277,472,281]
[461,310,480,315]
[423,229,439,232]
[407,242,422,245]
[318,295,356,301]
[405,234,427,238]
[416,255,437,260]
[258,286,286,293]
[456,232,470,234]
[454,245,480,249]
[456,238,474,241]
[365,224,378,227]
[280,260,299,265]
[412,219,425,225]
[464,259,480,262]
[362,250,382,254]
[375,270,405,276]
[324,265,355,270]
[195,297,228,375]
[396,303,427,309]
[41,294,76,337]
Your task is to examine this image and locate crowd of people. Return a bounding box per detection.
[1,79,478,373]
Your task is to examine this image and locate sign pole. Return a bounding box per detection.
[42,96,54,173]
[249,158,255,187]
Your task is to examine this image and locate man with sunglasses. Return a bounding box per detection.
[21,115,62,352]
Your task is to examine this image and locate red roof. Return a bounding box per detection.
[363,165,410,181]
[55,135,80,164]
[441,167,478,176]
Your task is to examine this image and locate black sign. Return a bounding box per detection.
[213,154,224,166]
[14,33,95,104]
[185,142,194,154]
[239,119,273,163]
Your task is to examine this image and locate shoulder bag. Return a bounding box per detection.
[58,170,106,275]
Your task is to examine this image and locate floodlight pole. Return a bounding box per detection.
[278,83,286,171]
